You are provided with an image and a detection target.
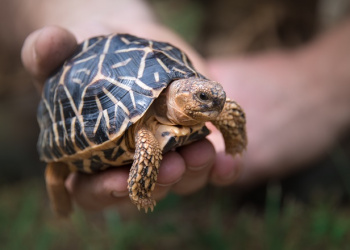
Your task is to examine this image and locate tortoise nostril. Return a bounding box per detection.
[213,98,225,108]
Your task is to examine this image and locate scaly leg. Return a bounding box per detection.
[211,98,247,156]
[45,162,72,217]
[127,127,162,212]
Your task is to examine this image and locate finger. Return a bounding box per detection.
[206,123,242,186]
[152,151,186,200]
[66,151,186,211]
[210,152,242,186]
[172,139,215,195]
[21,25,77,88]
[66,167,130,211]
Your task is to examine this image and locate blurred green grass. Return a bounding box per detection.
[1,180,350,250]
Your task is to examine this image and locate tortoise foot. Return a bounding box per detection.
[45,162,72,217]
[128,127,162,212]
[211,98,247,156]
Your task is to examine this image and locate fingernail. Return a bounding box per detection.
[212,154,243,184]
[156,177,182,187]
[32,27,47,65]
[226,160,243,182]
[223,165,240,181]
[188,162,212,172]
[111,190,129,198]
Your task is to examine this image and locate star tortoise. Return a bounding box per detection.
[37,33,247,216]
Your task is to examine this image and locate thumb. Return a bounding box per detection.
[21,26,77,91]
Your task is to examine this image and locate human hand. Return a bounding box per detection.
[208,47,350,187]
[23,22,350,213]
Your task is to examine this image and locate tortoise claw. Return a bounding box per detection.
[133,197,156,213]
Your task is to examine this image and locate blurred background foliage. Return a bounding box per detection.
[0,0,350,249]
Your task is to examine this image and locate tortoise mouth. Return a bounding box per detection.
[194,110,221,121]
[202,110,220,117]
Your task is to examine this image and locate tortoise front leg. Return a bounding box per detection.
[211,98,247,156]
[128,127,163,212]
[45,162,72,217]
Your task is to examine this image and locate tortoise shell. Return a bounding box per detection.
[37,34,208,172]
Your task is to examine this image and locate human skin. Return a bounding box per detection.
[19,1,350,211]
[209,19,350,186]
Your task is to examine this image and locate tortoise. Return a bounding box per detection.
[37,33,247,216]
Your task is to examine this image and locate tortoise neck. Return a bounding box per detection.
[153,84,200,126]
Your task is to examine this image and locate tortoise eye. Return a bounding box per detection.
[198,92,209,101]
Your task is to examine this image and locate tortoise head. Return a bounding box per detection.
[164,78,226,126]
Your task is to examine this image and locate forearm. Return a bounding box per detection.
[8,0,154,40]
[12,0,207,74]
[22,0,155,40]
[298,18,350,137]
